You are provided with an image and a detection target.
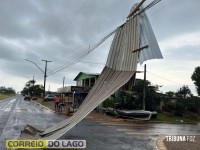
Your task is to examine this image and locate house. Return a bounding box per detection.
[74,72,99,88]
[57,72,99,106]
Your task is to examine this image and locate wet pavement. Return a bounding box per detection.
[0,95,67,150]
[0,95,200,150]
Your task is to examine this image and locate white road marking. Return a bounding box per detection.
[0,98,16,111]
[0,98,20,139]
[4,108,11,112]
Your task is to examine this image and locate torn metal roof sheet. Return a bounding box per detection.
[20,2,163,140]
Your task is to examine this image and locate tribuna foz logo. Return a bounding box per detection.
[166,135,195,142]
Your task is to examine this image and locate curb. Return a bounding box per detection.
[156,135,167,150]
[124,119,197,124]
[31,100,56,113]
[31,100,71,115]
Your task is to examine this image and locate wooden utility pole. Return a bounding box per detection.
[63,76,65,100]
[48,85,50,92]
[143,64,146,110]
[63,76,65,90]
[33,75,35,86]
[42,60,52,98]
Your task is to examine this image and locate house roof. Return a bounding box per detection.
[74,72,100,81]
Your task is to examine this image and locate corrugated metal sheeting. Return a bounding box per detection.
[106,16,140,71]
[43,67,134,139]
[137,8,163,64]
[21,6,163,140]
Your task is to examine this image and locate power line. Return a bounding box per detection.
[148,0,177,17]
[48,0,162,76]
[50,29,115,65]
[147,71,182,85]
[79,61,105,65]
[49,0,89,63]
[47,30,115,76]
[58,0,88,39]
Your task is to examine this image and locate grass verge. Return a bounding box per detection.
[151,112,200,124]
[0,94,15,100]
[35,98,55,111]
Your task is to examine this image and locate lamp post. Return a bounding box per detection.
[25,59,51,98]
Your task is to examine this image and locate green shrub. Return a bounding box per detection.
[102,98,114,108]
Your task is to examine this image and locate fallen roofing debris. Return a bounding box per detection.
[20,0,163,140]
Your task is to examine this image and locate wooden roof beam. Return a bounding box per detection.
[132,45,149,53]
[127,0,146,19]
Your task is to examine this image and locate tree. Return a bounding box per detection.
[176,85,191,99]
[21,80,43,96]
[165,91,174,98]
[102,79,162,111]
[191,66,200,96]
[0,86,15,94]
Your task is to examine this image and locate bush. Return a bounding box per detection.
[102,98,114,108]
[175,101,185,116]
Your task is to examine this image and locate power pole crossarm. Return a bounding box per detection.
[132,45,149,53]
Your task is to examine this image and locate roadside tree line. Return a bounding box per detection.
[103,66,200,116]
[0,86,15,94]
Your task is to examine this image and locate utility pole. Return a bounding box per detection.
[62,76,65,100]
[63,76,65,91]
[42,60,52,98]
[48,85,50,92]
[33,75,35,86]
[142,64,146,110]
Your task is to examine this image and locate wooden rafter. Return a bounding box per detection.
[127,0,146,18]
[132,45,149,53]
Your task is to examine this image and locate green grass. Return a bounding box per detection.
[0,94,15,100]
[36,98,55,111]
[151,112,200,124]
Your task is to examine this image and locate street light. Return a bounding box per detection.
[25,59,45,74]
[25,59,51,98]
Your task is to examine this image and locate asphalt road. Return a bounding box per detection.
[0,95,66,150]
[0,95,200,150]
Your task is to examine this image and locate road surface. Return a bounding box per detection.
[0,95,200,150]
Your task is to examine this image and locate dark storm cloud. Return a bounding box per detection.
[0,43,22,61]
[148,0,200,40]
[0,0,199,92]
[165,45,200,61]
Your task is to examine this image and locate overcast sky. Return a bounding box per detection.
[0,0,200,95]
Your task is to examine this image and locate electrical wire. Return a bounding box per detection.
[147,71,182,85]
[79,61,105,65]
[48,32,114,76]
[50,29,116,66]
[138,0,161,15]
[148,0,177,17]
[47,30,116,76]
[131,0,161,17]
[48,0,162,77]
[49,0,89,63]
